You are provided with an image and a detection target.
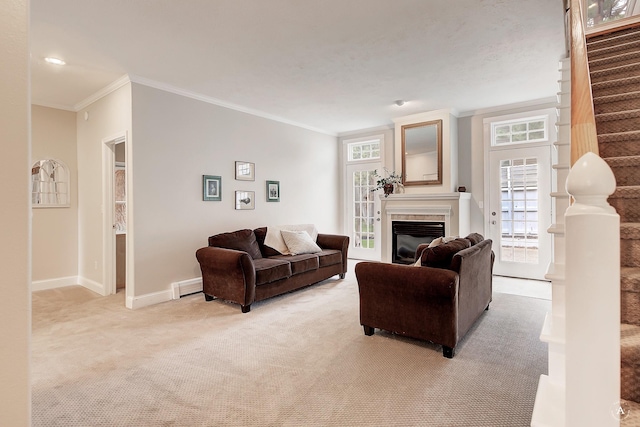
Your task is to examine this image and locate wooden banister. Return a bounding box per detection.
[570,0,600,165]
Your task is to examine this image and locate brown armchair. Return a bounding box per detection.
[355,236,493,358]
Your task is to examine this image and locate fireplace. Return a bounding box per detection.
[392,221,445,264]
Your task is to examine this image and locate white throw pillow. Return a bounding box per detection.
[264,224,318,255]
[280,230,322,255]
[428,236,458,248]
[428,237,443,248]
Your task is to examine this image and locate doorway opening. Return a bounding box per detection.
[114,143,126,291]
[103,132,132,304]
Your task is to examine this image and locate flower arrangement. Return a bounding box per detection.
[371,168,402,197]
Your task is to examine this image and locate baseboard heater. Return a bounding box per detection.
[171,278,203,299]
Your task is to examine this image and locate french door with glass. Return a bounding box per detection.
[488,145,552,280]
[346,162,382,261]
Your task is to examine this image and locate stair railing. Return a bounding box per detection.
[570,0,600,164]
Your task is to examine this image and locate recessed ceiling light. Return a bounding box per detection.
[44,57,66,65]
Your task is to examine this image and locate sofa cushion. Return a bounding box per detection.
[421,238,471,270]
[465,233,484,246]
[317,249,342,267]
[208,229,263,260]
[281,230,322,255]
[271,254,319,275]
[253,227,283,257]
[253,258,292,285]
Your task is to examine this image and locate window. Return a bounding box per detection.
[31,159,70,208]
[491,116,548,146]
[499,157,539,264]
[352,170,376,249]
[586,0,634,27]
[348,140,380,161]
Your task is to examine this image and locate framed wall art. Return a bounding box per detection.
[235,190,255,210]
[266,180,280,202]
[235,161,255,181]
[203,175,222,201]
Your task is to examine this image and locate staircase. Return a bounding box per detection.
[587,23,640,420]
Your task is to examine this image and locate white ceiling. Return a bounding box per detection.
[30,0,566,135]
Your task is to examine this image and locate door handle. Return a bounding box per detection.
[491,220,497,225]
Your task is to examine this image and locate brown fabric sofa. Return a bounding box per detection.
[355,234,493,358]
[195,227,349,313]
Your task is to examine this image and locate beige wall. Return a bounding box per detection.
[131,83,339,296]
[0,0,31,424]
[31,105,78,283]
[76,84,132,289]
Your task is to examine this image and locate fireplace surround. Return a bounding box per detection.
[380,192,471,263]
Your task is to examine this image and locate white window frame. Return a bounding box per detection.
[490,115,549,147]
[482,107,556,252]
[346,138,382,162]
[342,134,386,250]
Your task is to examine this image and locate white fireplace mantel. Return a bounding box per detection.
[380,193,469,202]
[380,192,471,262]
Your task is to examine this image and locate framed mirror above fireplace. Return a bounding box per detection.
[401,119,442,186]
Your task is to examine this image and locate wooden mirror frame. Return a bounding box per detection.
[401,119,443,186]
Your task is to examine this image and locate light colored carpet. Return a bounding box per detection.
[32,265,549,426]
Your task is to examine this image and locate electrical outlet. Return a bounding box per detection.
[479,201,484,209]
[94,260,98,270]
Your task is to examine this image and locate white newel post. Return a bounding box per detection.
[565,152,620,426]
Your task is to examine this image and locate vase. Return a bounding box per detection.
[383,184,394,196]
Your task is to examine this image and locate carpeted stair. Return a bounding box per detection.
[588,24,640,417]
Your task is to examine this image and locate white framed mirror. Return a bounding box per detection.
[401,119,442,186]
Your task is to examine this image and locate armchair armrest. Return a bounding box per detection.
[195,246,256,308]
[316,233,349,273]
[355,262,459,299]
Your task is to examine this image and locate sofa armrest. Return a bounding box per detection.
[195,246,256,307]
[316,233,349,273]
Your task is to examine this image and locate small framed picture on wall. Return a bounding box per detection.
[266,180,280,202]
[235,190,255,210]
[235,161,255,181]
[203,175,222,201]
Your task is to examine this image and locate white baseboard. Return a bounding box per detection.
[171,277,203,299]
[126,290,173,310]
[33,276,203,310]
[78,276,105,295]
[32,276,79,291]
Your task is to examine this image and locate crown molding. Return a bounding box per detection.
[128,74,337,137]
[31,101,76,112]
[74,75,132,112]
[457,97,557,118]
[337,124,394,138]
